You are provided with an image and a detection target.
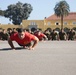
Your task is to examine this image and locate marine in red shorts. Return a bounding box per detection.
[8,28,39,50]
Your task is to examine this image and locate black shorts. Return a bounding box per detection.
[18,42,31,47]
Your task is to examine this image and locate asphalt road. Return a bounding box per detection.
[0,41,76,75]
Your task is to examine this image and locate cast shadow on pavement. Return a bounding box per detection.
[0,47,27,51]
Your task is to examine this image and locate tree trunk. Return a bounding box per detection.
[61,15,63,29]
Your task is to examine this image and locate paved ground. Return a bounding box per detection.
[0,41,76,75]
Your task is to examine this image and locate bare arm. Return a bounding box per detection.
[29,36,39,50]
[32,36,39,48]
[8,37,15,49]
[43,35,48,41]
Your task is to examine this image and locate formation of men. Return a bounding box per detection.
[0,28,76,50]
[0,28,76,41]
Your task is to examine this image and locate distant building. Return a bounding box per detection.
[22,12,76,31]
[0,12,76,31]
[22,20,44,31]
[45,12,76,30]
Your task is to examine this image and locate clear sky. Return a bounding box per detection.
[0,0,76,24]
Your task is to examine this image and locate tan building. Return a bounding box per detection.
[45,12,76,30]
[22,20,44,30]
[0,12,76,31]
[22,12,76,31]
[0,24,22,30]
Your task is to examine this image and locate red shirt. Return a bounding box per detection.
[10,32,36,45]
[34,32,45,40]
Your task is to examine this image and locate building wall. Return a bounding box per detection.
[0,24,22,30]
[22,19,76,31]
[44,19,76,30]
[22,20,44,30]
[0,19,76,31]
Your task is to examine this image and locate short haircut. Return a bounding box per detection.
[17,28,23,33]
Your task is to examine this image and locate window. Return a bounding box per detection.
[33,22,36,25]
[64,22,67,25]
[30,22,33,25]
[47,22,51,25]
[72,22,76,25]
[30,22,37,25]
[55,22,59,25]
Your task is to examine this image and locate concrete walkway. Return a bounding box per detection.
[0,41,76,75]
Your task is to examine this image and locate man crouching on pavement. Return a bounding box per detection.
[8,28,39,50]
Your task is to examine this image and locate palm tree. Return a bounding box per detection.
[54,0,70,29]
